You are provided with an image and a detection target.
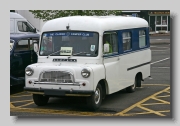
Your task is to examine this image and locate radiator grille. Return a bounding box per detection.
[39,71,74,83]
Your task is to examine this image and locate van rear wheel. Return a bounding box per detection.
[126,75,141,93]
[86,84,102,110]
[33,94,49,106]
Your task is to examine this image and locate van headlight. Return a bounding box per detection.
[25,67,34,76]
[81,68,91,78]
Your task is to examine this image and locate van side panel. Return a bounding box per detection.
[10,19,15,33]
[103,27,151,94]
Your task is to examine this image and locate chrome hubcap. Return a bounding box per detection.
[94,88,100,104]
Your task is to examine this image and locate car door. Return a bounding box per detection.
[10,40,23,78]
[12,39,33,77]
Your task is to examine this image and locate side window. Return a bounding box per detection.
[103,32,118,54]
[139,30,146,48]
[15,40,31,51]
[122,32,131,51]
[17,21,34,32]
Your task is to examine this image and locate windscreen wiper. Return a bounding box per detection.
[47,50,72,58]
[47,50,62,58]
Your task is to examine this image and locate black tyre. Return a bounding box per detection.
[33,94,49,106]
[86,84,102,110]
[126,75,141,93]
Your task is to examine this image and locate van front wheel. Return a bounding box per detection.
[86,84,102,110]
[33,94,49,106]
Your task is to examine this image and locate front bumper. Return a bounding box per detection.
[24,87,94,97]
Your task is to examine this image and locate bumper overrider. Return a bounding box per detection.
[24,87,94,96]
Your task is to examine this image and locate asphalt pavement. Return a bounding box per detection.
[150,33,170,45]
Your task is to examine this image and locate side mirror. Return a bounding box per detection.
[33,28,37,33]
[34,43,39,53]
[104,44,109,53]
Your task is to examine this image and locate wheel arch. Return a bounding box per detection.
[98,79,109,97]
[136,72,143,87]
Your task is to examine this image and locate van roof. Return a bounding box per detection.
[42,16,148,33]
[10,12,25,19]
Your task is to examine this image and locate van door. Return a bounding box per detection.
[103,32,120,93]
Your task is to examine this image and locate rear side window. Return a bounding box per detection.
[122,32,131,51]
[139,30,146,48]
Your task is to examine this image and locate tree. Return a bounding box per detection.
[29,10,122,21]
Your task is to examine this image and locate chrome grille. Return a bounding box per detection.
[39,71,74,83]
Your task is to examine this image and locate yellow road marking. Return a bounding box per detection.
[141,103,168,106]
[152,97,170,104]
[156,95,170,98]
[10,84,170,116]
[165,91,170,93]
[11,94,32,98]
[137,105,166,116]
[10,91,25,96]
[120,110,170,116]
[142,84,169,86]
[16,102,34,108]
[11,100,33,103]
[10,103,15,108]
[10,107,114,116]
[115,87,170,116]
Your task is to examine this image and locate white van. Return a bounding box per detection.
[24,16,151,110]
[10,12,39,34]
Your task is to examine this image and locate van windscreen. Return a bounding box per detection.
[39,31,99,57]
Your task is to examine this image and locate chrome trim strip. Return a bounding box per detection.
[34,82,80,86]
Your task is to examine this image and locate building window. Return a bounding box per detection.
[122,32,131,51]
[156,16,168,26]
[162,16,167,25]
[103,32,118,54]
[156,16,161,25]
[139,30,146,48]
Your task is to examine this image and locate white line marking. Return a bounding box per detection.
[150,58,170,65]
[151,39,170,40]
[152,67,170,69]
[151,47,169,48]
[152,50,169,51]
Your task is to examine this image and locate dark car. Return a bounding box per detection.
[10,33,39,87]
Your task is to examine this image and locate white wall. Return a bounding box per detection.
[15,10,47,32]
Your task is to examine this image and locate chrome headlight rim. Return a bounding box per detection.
[81,68,91,78]
[25,67,34,76]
